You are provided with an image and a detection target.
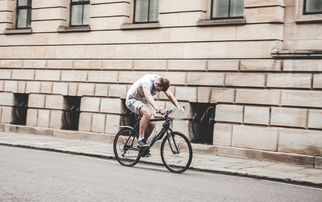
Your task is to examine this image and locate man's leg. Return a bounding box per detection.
[139,106,152,142]
[145,117,156,140]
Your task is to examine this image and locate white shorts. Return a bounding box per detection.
[126,98,150,115]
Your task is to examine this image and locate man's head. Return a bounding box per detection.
[155,77,170,92]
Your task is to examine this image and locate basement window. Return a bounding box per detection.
[190,103,216,144]
[62,96,81,130]
[120,99,137,127]
[12,93,29,125]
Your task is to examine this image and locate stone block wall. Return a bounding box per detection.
[78,97,124,134]
[79,113,121,134]
[0,92,14,123]
[214,104,322,156]
[0,0,321,158]
[26,94,64,128]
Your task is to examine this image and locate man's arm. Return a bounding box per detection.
[164,89,181,109]
[142,83,159,111]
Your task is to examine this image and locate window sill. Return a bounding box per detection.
[58,25,91,33]
[271,49,322,59]
[4,28,32,35]
[120,22,160,30]
[197,18,246,27]
[295,13,322,24]
[296,18,322,24]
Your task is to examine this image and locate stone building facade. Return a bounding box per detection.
[0,0,322,166]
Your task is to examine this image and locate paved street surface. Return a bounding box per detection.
[0,146,321,202]
[0,132,322,187]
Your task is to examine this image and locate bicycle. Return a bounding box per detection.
[113,109,193,173]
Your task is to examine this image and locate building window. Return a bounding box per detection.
[16,0,32,29]
[211,0,244,19]
[304,0,322,14]
[70,0,90,26]
[134,0,159,23]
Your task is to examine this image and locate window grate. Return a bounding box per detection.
[12,93,29,125]
[62,96,81,130]
[190,103,216,145]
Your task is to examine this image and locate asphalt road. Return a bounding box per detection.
[0,145,321,202]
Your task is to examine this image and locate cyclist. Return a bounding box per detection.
[125,74,183,148]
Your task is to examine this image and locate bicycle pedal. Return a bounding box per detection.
[141,153,151,158]
[145,153,151,157]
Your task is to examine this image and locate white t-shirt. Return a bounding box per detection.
[126,74,160,102]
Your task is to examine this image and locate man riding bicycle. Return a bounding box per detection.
[125,74,183,148]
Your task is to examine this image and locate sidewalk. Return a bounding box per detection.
[0,131,321,187]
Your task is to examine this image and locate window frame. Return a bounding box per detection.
[69,0,90,27]
[210,0,244,20]
[133,0,159,24]
[16,0,32,29]
[303,0,322,15]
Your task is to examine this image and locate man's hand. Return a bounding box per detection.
[157,107,167,115]
[177,105,185,112]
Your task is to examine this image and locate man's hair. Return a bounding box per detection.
[158,77,170,91]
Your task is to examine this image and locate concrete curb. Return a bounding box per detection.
[0,123,318,168]
[1,142,321,188]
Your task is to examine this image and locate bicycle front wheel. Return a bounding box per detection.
[161,132,193,173]
[113,128,140,167]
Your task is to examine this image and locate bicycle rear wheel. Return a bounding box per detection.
[161,131,193,173]
[113,128,140,167]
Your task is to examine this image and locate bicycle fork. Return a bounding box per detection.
[167,130,179,154]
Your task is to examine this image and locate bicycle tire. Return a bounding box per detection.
[160,131,193,173]
[113,128,141,167]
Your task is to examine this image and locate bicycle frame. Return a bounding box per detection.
[121,112,179,154]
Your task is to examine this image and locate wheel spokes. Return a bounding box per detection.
[114,129,140,167]
[162,134,191,171]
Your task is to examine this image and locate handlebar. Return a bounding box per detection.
[155,109,173,116]
[156,106,186,117]
[165,109,174,116]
